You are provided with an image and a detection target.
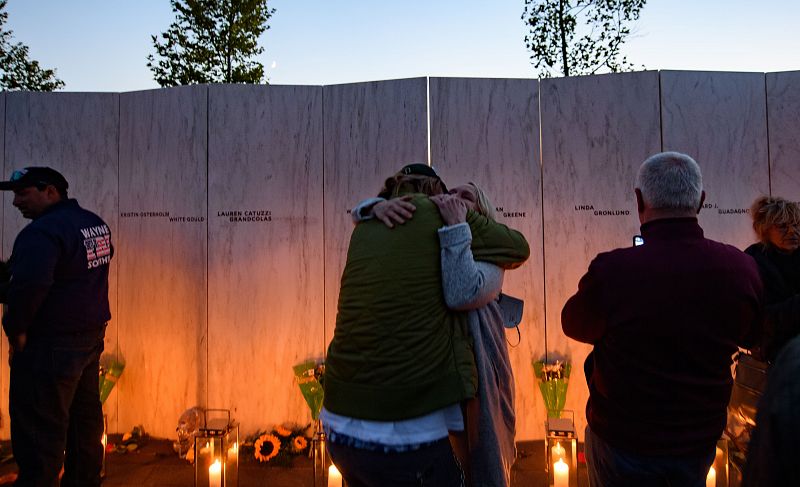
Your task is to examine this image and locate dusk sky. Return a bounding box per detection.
[5,0,799,91]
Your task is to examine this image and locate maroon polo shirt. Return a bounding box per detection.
[562,217,763,456]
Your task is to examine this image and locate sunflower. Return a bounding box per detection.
[292,435,308,452]
[274,425,292,437]
[254,434,281,462]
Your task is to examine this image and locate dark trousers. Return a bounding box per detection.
[327,437,464,487]
[10,334,104,487]
[584,425,715,487]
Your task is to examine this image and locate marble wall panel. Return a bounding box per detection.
[541,71,662,436]
[429,77,546,439]
[322,78,428,346]
[207,85,324,434]
[766,71,800,199]
[117,86,208,437]
[661,71,769,249]
[1,92,119,439]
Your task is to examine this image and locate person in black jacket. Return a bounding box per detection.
[745,196,800,363]
[742,334,800,486]
[0,167,112,487]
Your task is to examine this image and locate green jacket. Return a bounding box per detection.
[324,194,529,420]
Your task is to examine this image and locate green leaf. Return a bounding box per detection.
[521,0,647,77]
[148,0,276,86]
[0,0,65,91]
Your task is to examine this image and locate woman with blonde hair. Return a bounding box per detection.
[430,183,517,487]
[745,195,800,362]
[741,196,800,486]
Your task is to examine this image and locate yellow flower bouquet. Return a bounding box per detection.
[242,423,312,467]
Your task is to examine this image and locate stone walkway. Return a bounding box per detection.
[0,438,588,486]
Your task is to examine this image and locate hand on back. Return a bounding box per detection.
[374,195,416,228]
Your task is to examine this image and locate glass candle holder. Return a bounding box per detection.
[194,409,239,487]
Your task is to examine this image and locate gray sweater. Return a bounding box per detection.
[440,223,516,487]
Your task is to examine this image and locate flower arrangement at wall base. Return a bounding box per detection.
[99,350,126,404]
[241,423,313,467]
[114,425,148,453]
[293,360,325,420]
[533,354,571,418]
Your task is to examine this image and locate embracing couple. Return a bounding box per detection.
[321,163,530,487]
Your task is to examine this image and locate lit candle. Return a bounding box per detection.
[228,442,238,463]
[554,458,569,487]
[199,441,211,455]
[706,466,716,487]
[209,459,222,487]
[328,464,343,487]
[551,441,566,461]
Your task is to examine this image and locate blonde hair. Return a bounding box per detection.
[467,182,497,221]
[751,196,800,245]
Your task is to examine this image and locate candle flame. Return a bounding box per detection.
[706,465,716,487]
[328,464,343,487]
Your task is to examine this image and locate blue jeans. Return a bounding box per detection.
[584,425,715,487]
[327,436,464,487]
[10,333,105,487]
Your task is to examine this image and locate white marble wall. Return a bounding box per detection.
[540,71,662,436]
[0,71,795,441]
[1,92,119,438]
[117,86,208,438]
[429,77,547,439]
[322,78,429,346]
[660,71,770,249]
[766,71,800,199]
[207,85,324,433]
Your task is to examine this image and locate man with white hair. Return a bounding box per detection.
[562,152,763,486]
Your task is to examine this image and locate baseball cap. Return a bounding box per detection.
[0,167,69,191]
[399,163,447,192]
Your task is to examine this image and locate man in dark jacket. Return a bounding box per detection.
[561,152,763,486]
[0,167,112,486]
